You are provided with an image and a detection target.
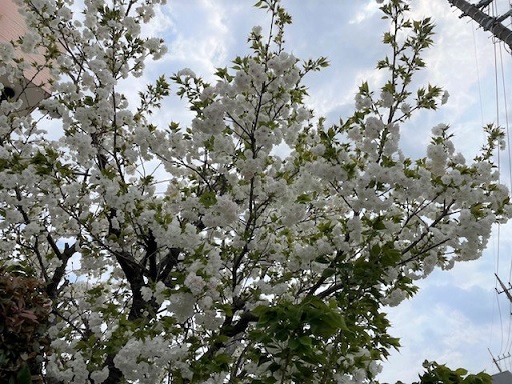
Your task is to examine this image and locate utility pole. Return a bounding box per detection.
[447,0,512,50]
[489,348,503,372]
[491,274,512,371]
[495,273,512,305]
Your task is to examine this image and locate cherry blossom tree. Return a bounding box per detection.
[0,0,508,383]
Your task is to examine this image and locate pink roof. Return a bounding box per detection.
[1,0,52,110]
[0,0,26,42]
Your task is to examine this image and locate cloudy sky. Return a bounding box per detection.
[72,0,512,381]
[134,0,512,381]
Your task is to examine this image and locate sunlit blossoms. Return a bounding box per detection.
[0,0,506,383]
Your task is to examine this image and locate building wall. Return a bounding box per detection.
[0,0,52,112]
[493,370,512,384]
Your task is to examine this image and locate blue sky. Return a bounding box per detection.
[107,0,512,381]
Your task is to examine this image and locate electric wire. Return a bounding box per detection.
[487,0,512,366]
[495,44,512,359]
[472,23,486,128]
[491,7,508,357]
[471,13,503,362]
[492,0,512,358]
[469,2,508,366]
[502,50,512,365]
[495,224,505,356]
[491,0,512,363]
[500,48,512,282]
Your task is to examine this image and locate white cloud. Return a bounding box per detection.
[348,1,381,25]
[381,296,496,382]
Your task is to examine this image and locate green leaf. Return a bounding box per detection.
[288,338,300,350]
[321,268,335,279]
[298,335,312,346]
[372,217,386,230]
[16,365,31,384]
[296,193,312,203]
[199,191,217,208]
[314,255,330,264]
[84,95,95,106]
[215,353,231,364]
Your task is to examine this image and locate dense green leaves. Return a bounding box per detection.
[407,361,492,384]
